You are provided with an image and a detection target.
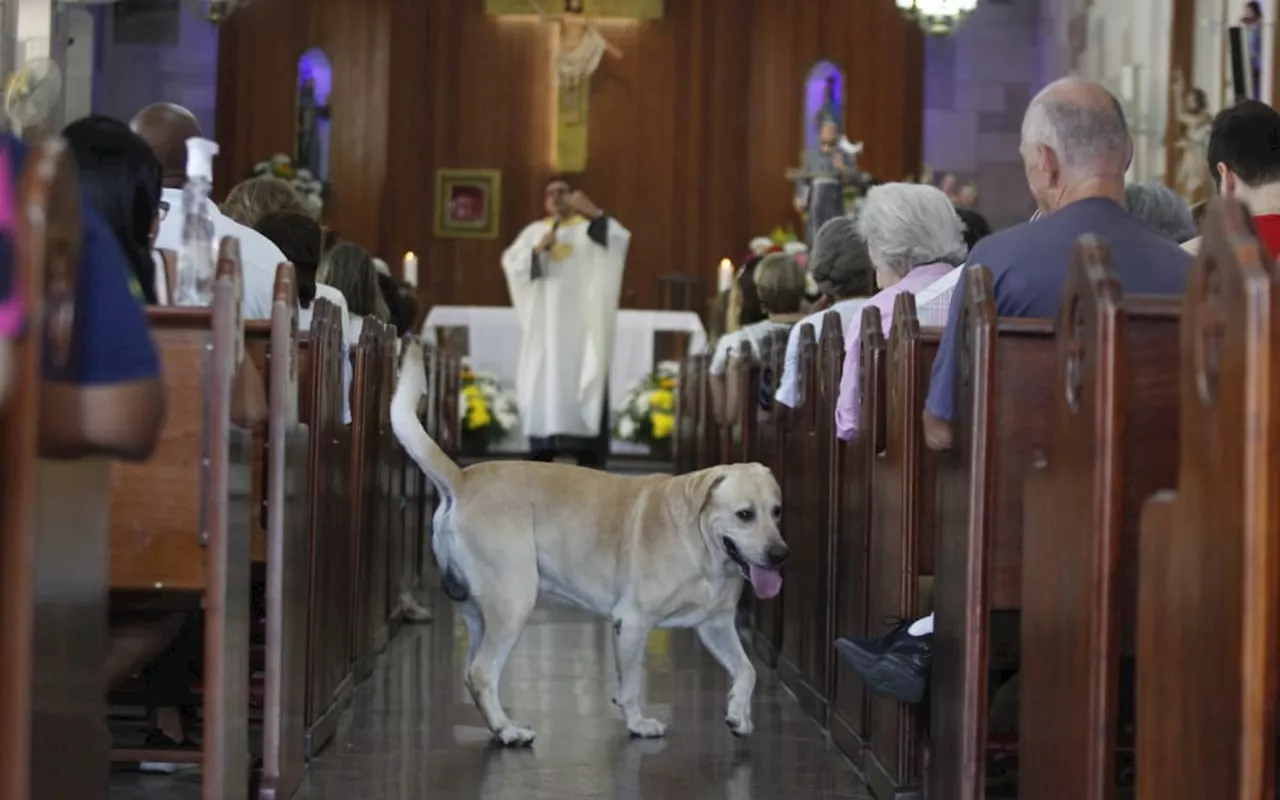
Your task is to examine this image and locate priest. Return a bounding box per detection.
[501,179,630,468]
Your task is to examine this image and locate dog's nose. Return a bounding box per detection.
[766,543,789,566]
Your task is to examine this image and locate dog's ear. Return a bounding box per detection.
[686,465,730,516]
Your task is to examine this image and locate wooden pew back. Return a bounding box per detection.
[7,137,113,800]
[864,293,940,795]
[1019,239,1181,800]
[829,305,887,762]
[108,241,252,799]
[931,266,1055,800]
[298,299,350,753]
[1136,199,1280,799]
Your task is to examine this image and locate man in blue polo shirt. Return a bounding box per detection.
[834,78,1192,705]
[4,133,165,459]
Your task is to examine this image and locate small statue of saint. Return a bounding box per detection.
[296,75,330,180]
[792,120,861,245]
[1172,70,1212,205]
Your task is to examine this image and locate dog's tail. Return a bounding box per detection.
[391,338,464,508]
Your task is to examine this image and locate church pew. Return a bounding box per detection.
[749,331,791,666]
[929,266,1056,800]
[1019,241,1180,799]
[107,241,253,799]
[298,299,353,758]
[383,332,409,635]
[815,312,845,734]
[242,265,312,800]
[673,355,698,474]
[350,320,394,682]
[862,294,939,800]
[696,353,720,470]
[1135,199,1280,799]
[8,136,118,800]
[779,319,842,724]
[778,323,817,714]
[829,306,887,768]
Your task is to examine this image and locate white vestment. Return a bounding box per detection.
[501,214,629,439]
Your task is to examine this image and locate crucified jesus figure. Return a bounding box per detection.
[528,0,624,122]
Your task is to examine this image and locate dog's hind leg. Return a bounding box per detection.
[612,615,665,738]
[465,582,537,747]
[458,600,484,668]
[696,613,756,737]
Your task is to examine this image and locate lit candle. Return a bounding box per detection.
[403,251,418,287]
[717,258,734,293]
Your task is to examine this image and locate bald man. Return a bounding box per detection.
[130,103,293,321]
[834,78,1193,708]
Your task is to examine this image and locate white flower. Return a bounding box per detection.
[749,237,772,255]
[618,416,638,441]
[635,392,651,413]
[784,241,808,255]
[270,153,291,166]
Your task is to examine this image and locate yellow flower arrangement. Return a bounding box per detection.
[458,360,519,447]
[613,361,680,450]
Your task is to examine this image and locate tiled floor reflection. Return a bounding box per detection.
[112,600,871,799]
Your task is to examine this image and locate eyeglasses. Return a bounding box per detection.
[158,200,170,221]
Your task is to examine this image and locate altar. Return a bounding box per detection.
[421,306,708,454]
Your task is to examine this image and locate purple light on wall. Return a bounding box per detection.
[804,61,845,152]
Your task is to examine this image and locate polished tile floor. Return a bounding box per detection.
[112,600,870,799]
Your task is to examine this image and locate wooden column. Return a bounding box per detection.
[1166,0,1197,190]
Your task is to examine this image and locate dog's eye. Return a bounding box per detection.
[771,505,782,519]
[736,508,755,522]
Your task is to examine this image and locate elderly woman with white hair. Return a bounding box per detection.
[775,217,875,408]
[1124,182,1198,244]
[834,183,967,441]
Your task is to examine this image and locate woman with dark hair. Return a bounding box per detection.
[317,242,390,341]
[954,206,993,251]
[62,115,163,304]
[253,211,352,338]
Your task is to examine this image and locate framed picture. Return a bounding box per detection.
[435,169,502,239]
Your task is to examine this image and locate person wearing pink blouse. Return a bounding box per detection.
[834,183,967,441]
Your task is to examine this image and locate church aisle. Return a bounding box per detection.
[295,601,870,800]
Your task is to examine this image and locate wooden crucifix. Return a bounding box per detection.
[486,0,662,172]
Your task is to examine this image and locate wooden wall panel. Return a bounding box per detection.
[217,0,924,312]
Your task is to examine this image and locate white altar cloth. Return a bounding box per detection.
[422,306,708,454]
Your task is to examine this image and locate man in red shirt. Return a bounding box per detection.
[1183,100,1280,257]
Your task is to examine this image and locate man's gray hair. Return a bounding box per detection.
[809,217,875,298]
[1021,77,1132,173]
[1124,182,1198,243]
[857,183,968,275]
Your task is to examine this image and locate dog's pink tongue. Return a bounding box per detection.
[749,566,783,599]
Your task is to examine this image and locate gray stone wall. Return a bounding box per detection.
[922,0,1044,230]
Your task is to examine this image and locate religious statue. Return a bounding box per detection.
[296,74,330,180]
[1172,70,1213,205]
[814,75,842,137]
[528,0,624,123]
[789,120,862,245]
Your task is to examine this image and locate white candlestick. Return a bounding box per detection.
[717,258,734,293]
[403,251,418,287]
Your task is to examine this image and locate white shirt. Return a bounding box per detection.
[155,186,285,321]
[775,299,867,408]
[709,320,792,377]
[914,267,962,328]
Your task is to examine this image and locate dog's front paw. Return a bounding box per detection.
[494,723,537,748]
[626,717,667,739]
[725,713,753,738]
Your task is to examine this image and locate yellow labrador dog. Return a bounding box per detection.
[391,341,787,747]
